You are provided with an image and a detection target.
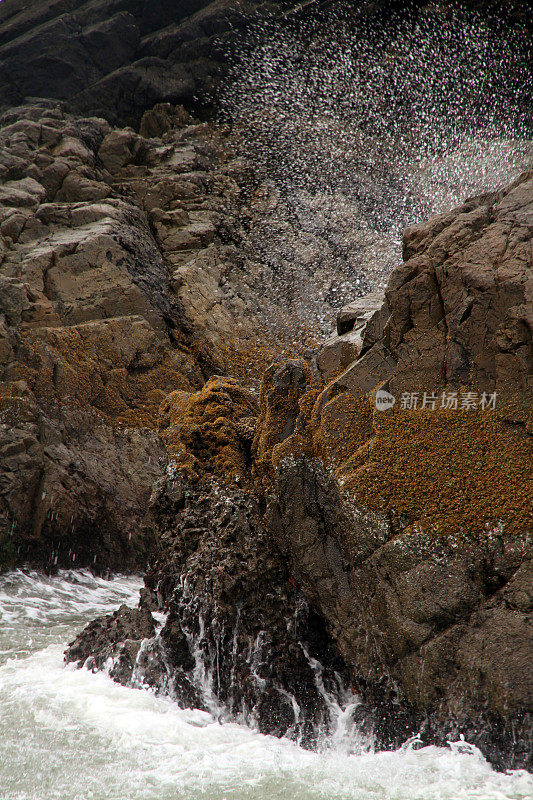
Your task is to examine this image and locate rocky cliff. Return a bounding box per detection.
[66,170,532,769]
[0,0,531,775]
[1,95,380,569]
[0,0,289,126]
[1,0,530,129]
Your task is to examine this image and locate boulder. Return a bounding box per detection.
[336,291,385,336]
[65,604,156,684]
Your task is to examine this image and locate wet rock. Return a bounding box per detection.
[65,604,156,684]
[142,477,353,743]
[59,171,533,767]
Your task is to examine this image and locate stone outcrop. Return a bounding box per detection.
[1,99,373,569]
[0,103,201,569]
[317,291,386,382]
[0,0,530,773]
[140,477,353,742]
[336,170,533,423]
[0,0,291,127]
[65,604,156,684]
[260,172,533,769]
[66,172,532,769]
[67,403,356,745]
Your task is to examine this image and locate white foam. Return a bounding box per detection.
[0,571,531,800]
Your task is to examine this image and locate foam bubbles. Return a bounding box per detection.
[0,570,531,800]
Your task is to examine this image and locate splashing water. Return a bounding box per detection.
[222,6,532,309]
[0,570,532,800]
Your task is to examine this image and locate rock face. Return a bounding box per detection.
[66,389,356,745]
[0,0,291,127]
[0,97,376,569]
[67,172,533,769]
[337,170,533,422]
[0,103,198,569]
[0,0,531,773]
[262,172,533,769]
[2,0,530,131]
[142,478,354,742]
[270,456,532,769]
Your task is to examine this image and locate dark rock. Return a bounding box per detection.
[141,477,353,742]
[0,0,284,126]
[65,604,156,684]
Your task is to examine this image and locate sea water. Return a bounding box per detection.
[0,570,531,800]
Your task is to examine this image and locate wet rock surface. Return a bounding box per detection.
[65,604,156,684]
[67,476,359,745]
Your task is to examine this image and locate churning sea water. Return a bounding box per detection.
[0,570,531,800]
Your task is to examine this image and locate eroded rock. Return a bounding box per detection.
[65,604,156,684]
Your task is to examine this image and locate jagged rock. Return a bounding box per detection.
[336,292,386,336]
[0,0,289,126]
[61,171,533,768]
[317,292,386,382]
[69,473,353,742]
[258,175,533,769]
[139,103,194,138]
[0,105,203,569]
[317,329,367,383]
[65,604,156,684]
[0,101,356,570]
[65,376,356,742]
[268,454,532,769]
[336,170,533,422]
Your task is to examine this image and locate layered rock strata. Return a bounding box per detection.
[0,98,376,569]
